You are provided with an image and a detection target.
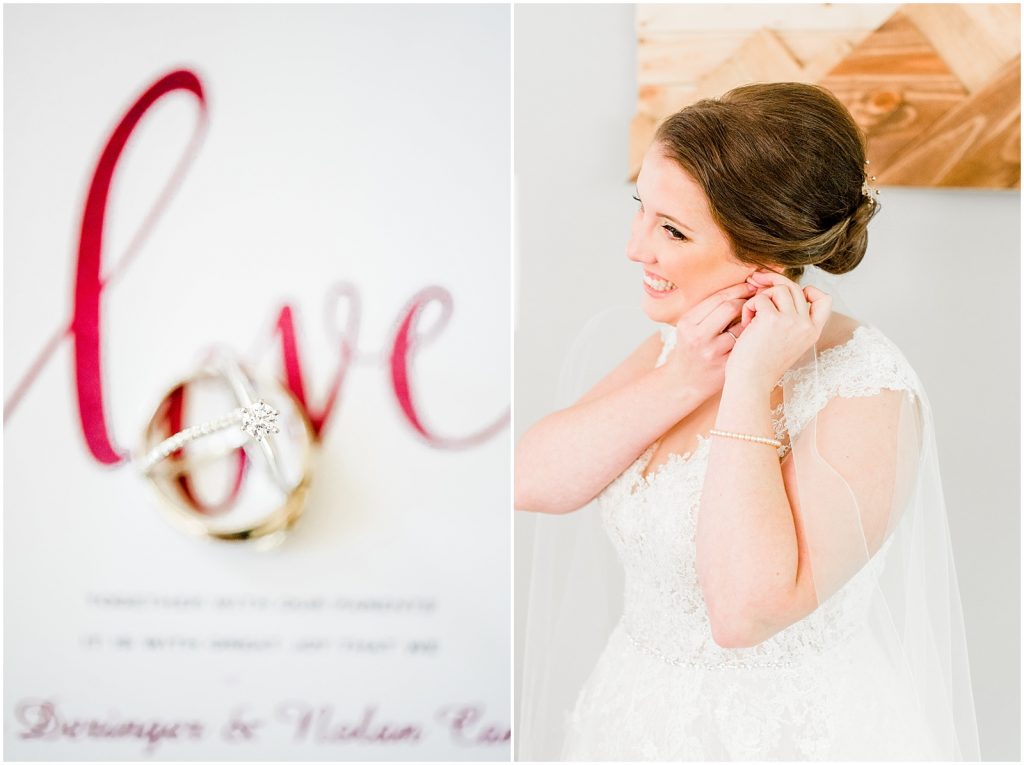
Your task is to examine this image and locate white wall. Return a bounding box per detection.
[513,4,1020,760]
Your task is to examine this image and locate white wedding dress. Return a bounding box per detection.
[561,322,943,761]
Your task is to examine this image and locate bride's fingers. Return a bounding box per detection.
[802,285,833,330]
[747,276,803,315]
[687,281,758,326]
[697,297,747,340]
[740,291,776,328]
[725,318,746,337]
[748,271,809,316]
[759,284,797,315]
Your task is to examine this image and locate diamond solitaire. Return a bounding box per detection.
[241,400,280,440]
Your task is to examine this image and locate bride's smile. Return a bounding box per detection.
[641,269,677,295]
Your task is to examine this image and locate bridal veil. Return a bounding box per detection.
[516,266,981,760]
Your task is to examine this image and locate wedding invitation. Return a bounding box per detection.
[4,4,511,760]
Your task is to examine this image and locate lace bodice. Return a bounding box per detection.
[600,323,922,670]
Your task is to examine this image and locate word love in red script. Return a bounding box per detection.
[4,68,508,466]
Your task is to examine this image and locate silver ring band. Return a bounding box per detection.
[139,398,279,474]
[139,406,246,472]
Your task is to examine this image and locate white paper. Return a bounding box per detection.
[4,4,511,760]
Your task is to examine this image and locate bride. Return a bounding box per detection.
[514,82,980,760]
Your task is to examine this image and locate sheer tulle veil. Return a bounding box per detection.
[515,265,981,760]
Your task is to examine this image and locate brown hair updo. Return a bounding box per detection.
[652,82,880,282]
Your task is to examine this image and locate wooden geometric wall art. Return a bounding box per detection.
[631,3,1020,190]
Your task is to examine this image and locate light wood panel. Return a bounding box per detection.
[630,3,1020,190]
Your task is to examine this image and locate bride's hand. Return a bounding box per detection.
[726,269,832,388]
[664,281,758,400]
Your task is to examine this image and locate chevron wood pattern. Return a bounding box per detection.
[630,3,1020,190]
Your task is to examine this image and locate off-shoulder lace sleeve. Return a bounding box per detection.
[767,326,922,461]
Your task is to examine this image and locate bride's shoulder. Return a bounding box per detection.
[787,313,925,401]
[776,316,929,441]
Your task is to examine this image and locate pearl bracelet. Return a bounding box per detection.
[708,428,782,448]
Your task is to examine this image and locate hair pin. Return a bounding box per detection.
[862,159,879,204]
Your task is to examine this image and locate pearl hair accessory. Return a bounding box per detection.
[862,159,879,205]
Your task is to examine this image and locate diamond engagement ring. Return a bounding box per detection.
[138,352,295,494]
[139,398,281,474]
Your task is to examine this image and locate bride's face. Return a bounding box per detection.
[628,143,776,325]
